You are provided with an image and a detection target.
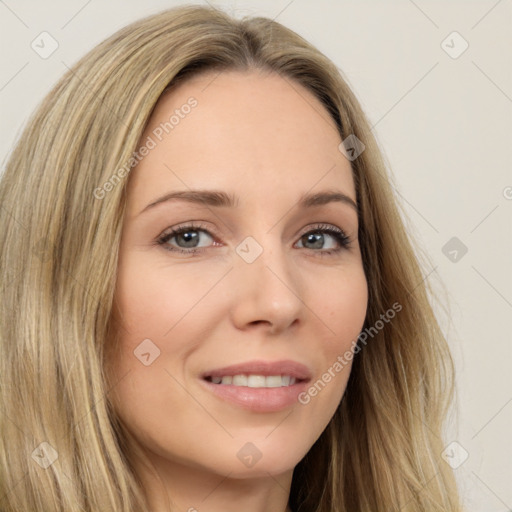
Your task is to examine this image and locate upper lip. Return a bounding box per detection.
[201,359,312,381]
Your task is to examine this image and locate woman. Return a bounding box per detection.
[0,5,462,511]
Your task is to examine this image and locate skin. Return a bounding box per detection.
[106,68,368,512]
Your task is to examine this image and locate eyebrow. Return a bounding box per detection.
[139,189,358,215]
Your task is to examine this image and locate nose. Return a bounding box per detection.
[228,238,304,334]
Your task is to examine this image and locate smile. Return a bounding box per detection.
[205,374,298,387]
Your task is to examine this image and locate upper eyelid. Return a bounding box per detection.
[159,222,217,239]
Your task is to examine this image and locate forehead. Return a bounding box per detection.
[126,69,355,212]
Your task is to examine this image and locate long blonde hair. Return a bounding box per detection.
[0,5,461,511]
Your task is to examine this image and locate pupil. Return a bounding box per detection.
[306,232,323,249]
[178,231,198,247]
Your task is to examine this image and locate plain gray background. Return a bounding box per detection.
[1,1,511,510]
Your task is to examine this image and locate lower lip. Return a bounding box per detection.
[200,378,309,412]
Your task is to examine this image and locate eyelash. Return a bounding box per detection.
[155,222,352,257]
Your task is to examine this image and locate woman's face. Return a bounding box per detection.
[107,69,367,488]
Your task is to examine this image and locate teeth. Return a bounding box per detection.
[247,375,266,387]
[232,375,248,386]
[209,374,298,388]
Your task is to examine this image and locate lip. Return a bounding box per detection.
[199,359,312,413]
[199,377,310,412]
[200,359,312,380]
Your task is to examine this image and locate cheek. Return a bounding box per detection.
[293,264,367,409]
[315,267,367,380]
[106,256,209,455]
[113,251,221,338]
[314,264,368,346]
[107,252,226,413]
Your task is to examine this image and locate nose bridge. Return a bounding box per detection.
[230,231,303,331]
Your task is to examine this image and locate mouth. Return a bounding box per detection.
[200,373,311,413]
[203,374,308,388]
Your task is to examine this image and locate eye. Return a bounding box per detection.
[295,224,351,256]
[156,222,217,254]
